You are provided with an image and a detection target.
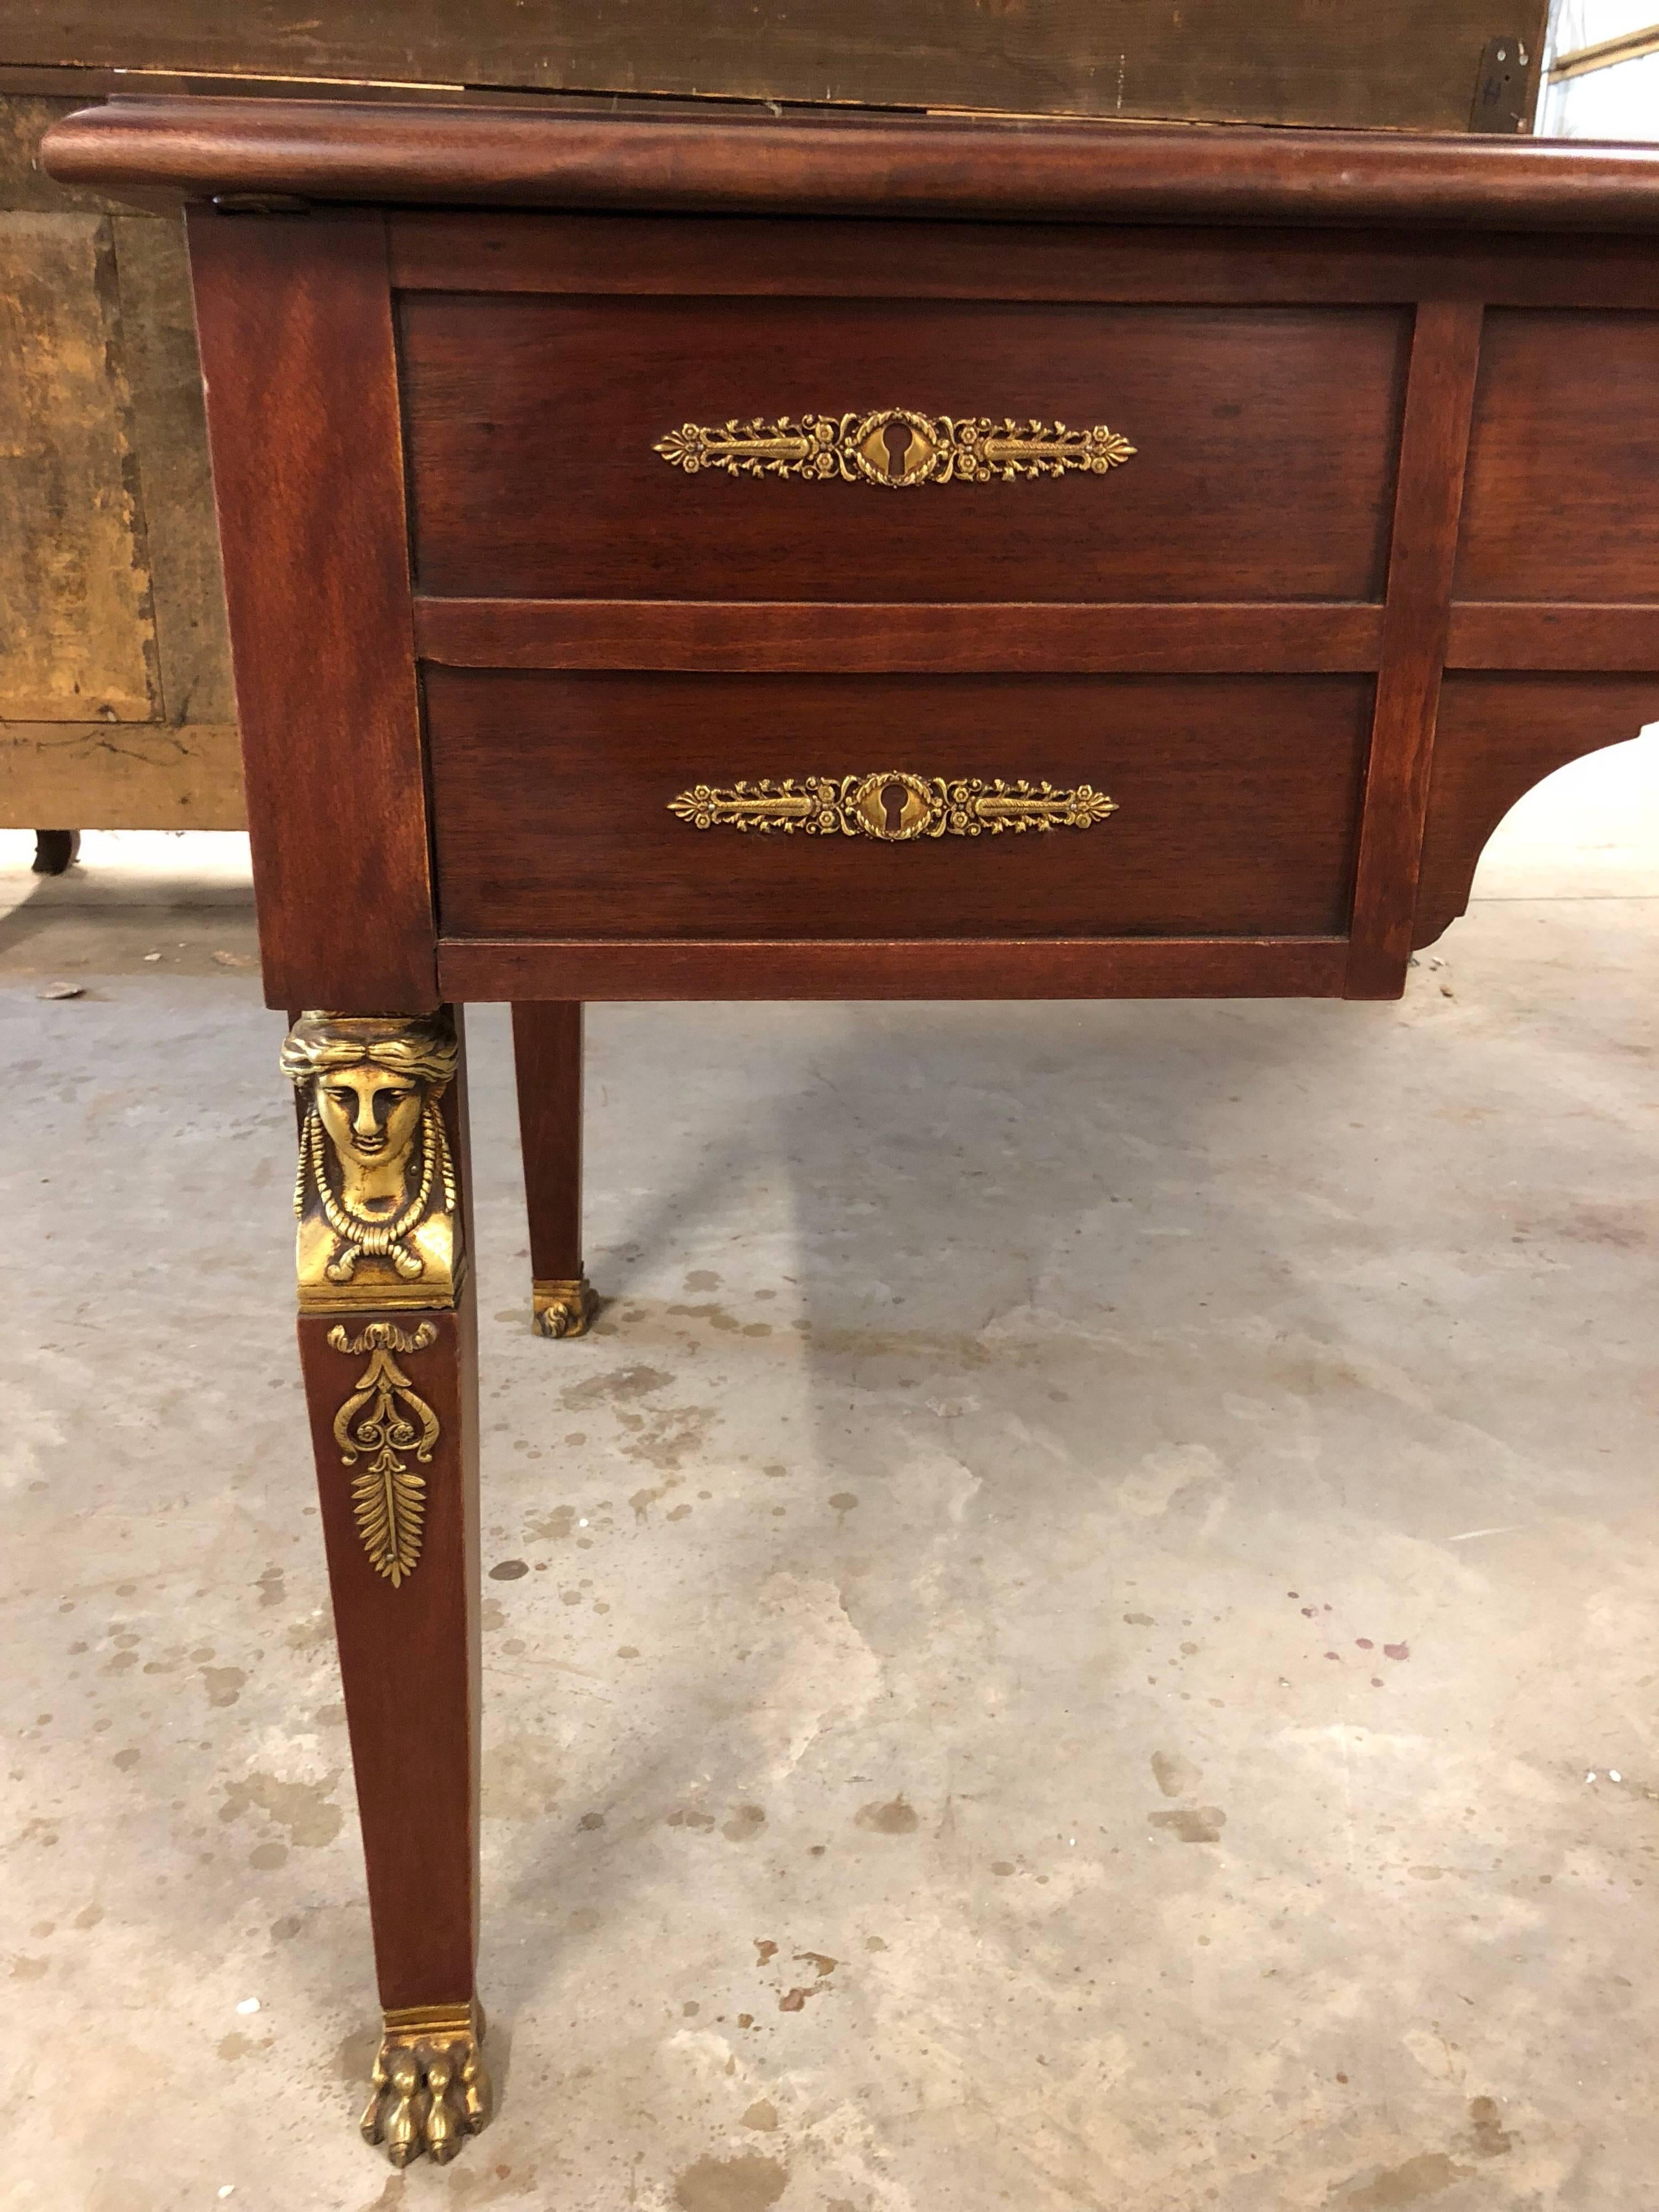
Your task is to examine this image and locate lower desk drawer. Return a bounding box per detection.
[425,668,1371,941]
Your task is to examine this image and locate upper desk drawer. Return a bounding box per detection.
[399,294,1408,604]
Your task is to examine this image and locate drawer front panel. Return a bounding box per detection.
[401,296,1408,603]
[1456,310,1659,600]
[426,668,1371,940]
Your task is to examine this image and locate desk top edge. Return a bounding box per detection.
[40,93,1659,231]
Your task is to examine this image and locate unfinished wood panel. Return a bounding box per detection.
[1455,311,1659,603]
[0,208,158,722]
[0,91,127,213]
[112,213,235,724]
[0,719,244,826]
[1,3,1548,131]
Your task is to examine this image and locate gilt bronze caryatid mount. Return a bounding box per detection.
[281,1010,463,1315]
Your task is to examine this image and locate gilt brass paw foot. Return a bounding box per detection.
[358,2002,493,2166]
[533,1272,598,1339]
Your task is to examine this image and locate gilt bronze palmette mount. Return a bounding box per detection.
[281,1010,463,1314]
[329,1320,440,1588]
[653,407,1135,485]
[670,772,1118,841]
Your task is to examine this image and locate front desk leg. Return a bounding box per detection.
[282,1008,491,2167]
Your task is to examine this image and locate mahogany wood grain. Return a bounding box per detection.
[187,207,434,1011]
[1448,604,1659,671]
[442,935,1351,1001]
[1414,674,1659,949]
[414,599,1386,676]
[1455,311,1659,603]
[45,99,1659,233]
[511,1002,585,1285]
[424,669,1373,943]
[400,295,1407,606]
[388,212,1659,313]
[1344,301,1483,1000]
[295,1018,479,2013]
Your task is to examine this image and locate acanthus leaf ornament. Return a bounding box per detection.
[328,1320,440,1589]
[669,773,1119,841]
[653,409,1135,486]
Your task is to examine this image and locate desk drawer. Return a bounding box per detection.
[400,297,1408,604]
[426,668,1370,941]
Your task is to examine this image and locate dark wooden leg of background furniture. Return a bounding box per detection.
[511,1000,598,1338]
[286,1009,491,2167]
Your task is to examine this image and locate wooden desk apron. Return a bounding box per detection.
[43,95,1659,2168]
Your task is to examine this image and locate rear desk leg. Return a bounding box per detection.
[283,1008,492,2167]
[511,1001,599,1338]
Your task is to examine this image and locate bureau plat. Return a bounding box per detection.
[43,93,1659,2166]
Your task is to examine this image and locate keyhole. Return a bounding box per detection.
[880,780,909,834]
[881,421,913,479]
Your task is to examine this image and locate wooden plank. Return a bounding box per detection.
[112,211,235,723]
[1447,602,1659,670]
[390,211,1659,312]
[1,89,129,211]
[0,719,243,826]
[414,598,1386,675]
[54,100,1654,235]
[186,206,434,1010]
[0,207,159,722]
[1344,301,1483,1000]
[439,935,1351,1001]
[2,2,1548,132]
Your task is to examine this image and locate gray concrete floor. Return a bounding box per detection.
[3,771,1658,2211]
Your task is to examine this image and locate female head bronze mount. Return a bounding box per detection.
[281,1011,460,1290]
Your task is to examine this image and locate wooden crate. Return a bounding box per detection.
[0,92,242,833]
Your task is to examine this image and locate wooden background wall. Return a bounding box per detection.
[1,92,241,830]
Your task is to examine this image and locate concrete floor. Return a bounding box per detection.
[3,750,1658,2211]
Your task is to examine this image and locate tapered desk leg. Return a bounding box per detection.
[282,1008,491,2167]
[511,1001,598,1339]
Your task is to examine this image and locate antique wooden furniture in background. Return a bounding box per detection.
[7,4,1549,133]
[0,92,241,847]
[43,94,1659,2166]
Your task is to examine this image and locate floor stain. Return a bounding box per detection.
[722,1804,766,1841]
[560,1364,674,1412]
[526,1505,575,1541]
[1148,1807,1227,1843]
[740,2099,779,2131]
[1151,1751,1203,1798]
[674,2153,789,2211]
[1335,2152,1476,2206]
[218,1768,343,1849]
[855,1795,919,1835]
[199,1665,246,1708]
[1462,2096,1515,2157]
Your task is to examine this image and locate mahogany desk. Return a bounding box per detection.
[44,95,1659,2167]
